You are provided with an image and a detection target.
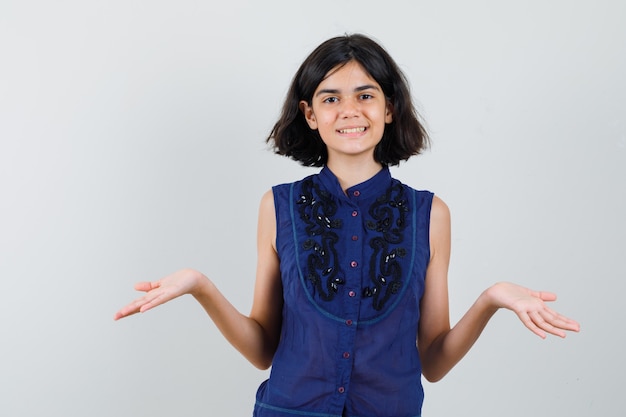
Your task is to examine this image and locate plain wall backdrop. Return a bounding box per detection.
[1,1,624,416]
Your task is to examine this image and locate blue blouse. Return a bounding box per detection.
[254,167,433,417]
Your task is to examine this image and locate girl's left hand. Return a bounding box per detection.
[113,268,205,321]
[484,282,580,338]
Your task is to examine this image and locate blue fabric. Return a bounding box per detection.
[254,167,433,417]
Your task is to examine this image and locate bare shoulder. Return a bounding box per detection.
[258,189,276,222]
[257,189,277,249]
[259,189,275,208]
[429,195,451,260]
[430,195,451,236]
[431,194,450,222]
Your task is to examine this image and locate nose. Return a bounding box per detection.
[339,98,360,117]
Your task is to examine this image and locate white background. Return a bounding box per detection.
[1,1,624,416]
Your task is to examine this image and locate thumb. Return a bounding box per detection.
[533,290,557,302]
[134,281,159,292]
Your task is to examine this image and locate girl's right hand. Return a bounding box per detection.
[113,268,206,320]
[483,281,580,339]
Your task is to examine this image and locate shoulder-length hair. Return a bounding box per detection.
[267,33,429,167]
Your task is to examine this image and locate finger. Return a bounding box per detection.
[530,290,557,302]
[137,291,170,313]
[552,311,580,331]
[541,308,581,333]
[134,281,159,292]
[562,317,580,332]
[531,310,567,338]
[113,303,142,320]
[518,311,547,339]
[113,309,134,320]
[114,289,164,320]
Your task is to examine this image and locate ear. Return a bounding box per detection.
[299,100,318,130]
[385,101,394,124]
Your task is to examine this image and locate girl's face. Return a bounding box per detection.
[299,60,393,164]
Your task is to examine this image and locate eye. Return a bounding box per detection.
[323,96,339,104]
[359,93,374,100]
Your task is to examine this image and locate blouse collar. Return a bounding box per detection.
[318,165,392,202]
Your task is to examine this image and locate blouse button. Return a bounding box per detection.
[351,210,358,217]
[353,190,360,197]
[343,352,350,359]
[350,261,358,268]
[351,235,358,241]
[338,386,345,394]
[348,290,356,297]
[345,319,353,326]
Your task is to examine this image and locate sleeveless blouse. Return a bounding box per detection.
[254,167,433,417]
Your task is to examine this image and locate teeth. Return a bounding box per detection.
[339,127,366,134]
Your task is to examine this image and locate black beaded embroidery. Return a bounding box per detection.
[297,178,345,301]
[364,182,409,311]
[297,178,410,311]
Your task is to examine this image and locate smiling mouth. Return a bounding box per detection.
[338,127,366,134]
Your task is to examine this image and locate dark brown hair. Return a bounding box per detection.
[267,33,429,167]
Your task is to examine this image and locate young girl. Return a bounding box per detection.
[114,33,579,417]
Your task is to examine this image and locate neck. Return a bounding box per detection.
[326,156,383,191]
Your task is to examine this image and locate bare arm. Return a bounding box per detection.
[114,190,282,370]
[417,196,580,382]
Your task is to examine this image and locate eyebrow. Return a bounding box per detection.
[315,84,381,97]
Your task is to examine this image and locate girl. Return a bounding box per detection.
[114,34,579,417]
